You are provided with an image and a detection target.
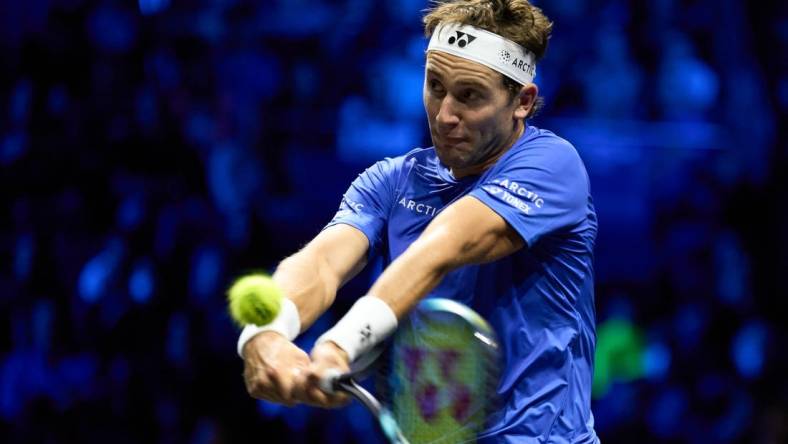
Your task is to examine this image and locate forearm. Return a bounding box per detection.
[265,224,369,332]
[369,197,522,319]
[272,248,341,332]
[315,197,521,363]
[314,226,456,360]
[367,228,452,318]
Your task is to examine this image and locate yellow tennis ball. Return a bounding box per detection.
[227,273,283,327]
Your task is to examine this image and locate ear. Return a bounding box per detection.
[513,84,538,120]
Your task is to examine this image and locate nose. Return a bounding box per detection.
[435,96,460,132]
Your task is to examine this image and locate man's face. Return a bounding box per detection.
[423,51,527,173]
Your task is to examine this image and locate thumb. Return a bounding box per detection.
[317,368,343,394]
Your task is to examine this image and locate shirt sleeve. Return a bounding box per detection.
[324,158,399,254]
[467,142,590,247]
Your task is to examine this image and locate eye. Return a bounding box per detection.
[460,88,480,101]
[428,78,445,94]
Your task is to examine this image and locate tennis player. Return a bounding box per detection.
[239,1,599,442]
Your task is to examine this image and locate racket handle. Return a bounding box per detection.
[318,368,343,394]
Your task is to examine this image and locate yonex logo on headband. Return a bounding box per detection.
[448,31,476,48]
[428,22,537,85]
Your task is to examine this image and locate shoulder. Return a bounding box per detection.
[499,127,587,178]
[483,127,590,204]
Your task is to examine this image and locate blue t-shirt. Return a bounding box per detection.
[326,125,599,443]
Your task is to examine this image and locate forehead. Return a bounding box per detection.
[425,51,502,87]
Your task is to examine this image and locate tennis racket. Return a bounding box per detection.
[321,298,501,444]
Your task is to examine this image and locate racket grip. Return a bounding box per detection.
[318,368,343,394]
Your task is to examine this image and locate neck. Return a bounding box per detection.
[451,122,525,179]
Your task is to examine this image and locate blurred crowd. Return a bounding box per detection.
[1,0,786,443]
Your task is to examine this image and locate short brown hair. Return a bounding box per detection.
[423,0,553,117]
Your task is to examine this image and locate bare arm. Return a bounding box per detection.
[302,195,524,407]
[272,223,369,330]
[370,195,524,318]
[242,223,368,405]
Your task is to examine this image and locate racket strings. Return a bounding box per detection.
[375,309,501,444]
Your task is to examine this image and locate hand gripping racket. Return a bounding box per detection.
[321,298,501,444]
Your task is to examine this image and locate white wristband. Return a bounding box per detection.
[236,298,301,358]
[315,295,398,362]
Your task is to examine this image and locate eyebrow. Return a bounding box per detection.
[454,78,489,89]
[425,67,444,79]
[425,68,491,89]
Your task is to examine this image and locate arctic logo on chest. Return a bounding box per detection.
[398,198,438,217]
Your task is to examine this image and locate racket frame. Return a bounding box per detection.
[324,298,500,444]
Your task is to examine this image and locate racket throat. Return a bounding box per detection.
[338,380,410,444]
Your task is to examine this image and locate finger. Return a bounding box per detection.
[317,368,342,394]
[291,381,325,407]
[245,366,286,404]
[303,384,334,407]
[292,366,312,403]
[266,367,296,406]
[305,381,351,408]
[292,365,330,407]
[304,367,352,408]
[329,393,351,407]
[286,365,309,405]
[314,373,351,407]
[307,365,341,391]
[243,364,267,396]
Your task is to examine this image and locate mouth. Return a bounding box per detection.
[437,136,466,148]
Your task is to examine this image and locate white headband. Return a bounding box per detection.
[427,22,537,85]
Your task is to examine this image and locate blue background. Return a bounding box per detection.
[0,0,786,442]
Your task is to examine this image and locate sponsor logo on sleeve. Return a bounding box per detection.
[342,196,365,212]
[485,178,544,215]
[483,185,532,214]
